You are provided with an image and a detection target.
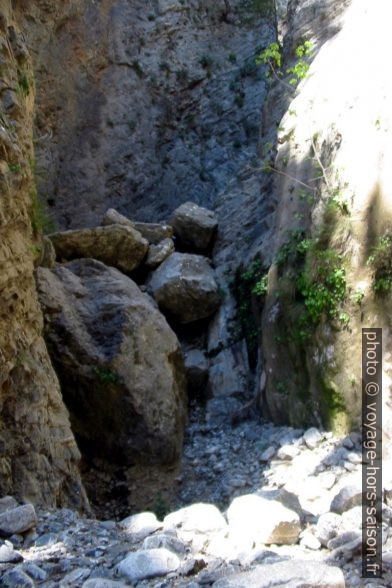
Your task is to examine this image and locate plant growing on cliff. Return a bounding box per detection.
[367,234,392,294]
[256,40,313,89]
[231,258,266,366]
[30,189,56,235]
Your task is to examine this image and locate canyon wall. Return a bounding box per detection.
[261,0,392,464]
[24,0,275,229]
[0,1,86,508]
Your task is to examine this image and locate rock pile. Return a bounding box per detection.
[40,203,222,462]
[0,420,390,587]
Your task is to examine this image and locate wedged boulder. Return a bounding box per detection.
[171,201,218,251]
[102,208,173,244]
[134,222,174,245]
[146,238,175,268]
[149,253,221,323]
[227,494,301,547]
[49,225,148,273]
[36,259,187,465]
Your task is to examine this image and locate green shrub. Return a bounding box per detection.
[367,234,392,294]
[30,189,56,235]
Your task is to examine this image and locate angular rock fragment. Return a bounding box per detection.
[149,253,221,323]
[146,238,175,268]
[171,201,218,251]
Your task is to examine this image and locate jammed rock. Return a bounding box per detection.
[146,238,175,268]
[117,548,180,582]
[227,494,301,547]
[102,209,173,244]
[37,259,187,465]
[171,201,218,251]
[49,225,148,273]
[134,222,174,245]
[149,253,221,323]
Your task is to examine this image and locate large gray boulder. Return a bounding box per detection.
[171,201,218,251]
[37,259,187,465]
[149,253,221,323]
[49,225,148,273]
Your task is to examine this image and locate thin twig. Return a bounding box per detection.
[311,138,331,191]
[266,164,316,191]
[268,61,295,93]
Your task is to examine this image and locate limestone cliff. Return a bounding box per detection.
[261,0,392,453]
[0,1,86,508]
[22,0,275,228]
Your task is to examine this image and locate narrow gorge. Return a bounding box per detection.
[1,0,391,586]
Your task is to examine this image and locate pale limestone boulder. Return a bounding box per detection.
[49,225,148,273]
[119,512,162,542]
[227,494,301,547]
[171,201,218,251]
[37,259,187,465]
[164,503,227,534]
[149,253,221,323]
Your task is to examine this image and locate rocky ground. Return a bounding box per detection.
[1,409,391,587]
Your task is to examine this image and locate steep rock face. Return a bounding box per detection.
[261,0,392,443]
[37,259,187,465]
[21,0,274,228]
[0,2,86,508]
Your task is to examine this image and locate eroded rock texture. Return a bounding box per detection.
[21,0,274,228]
[0,2,86,508]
